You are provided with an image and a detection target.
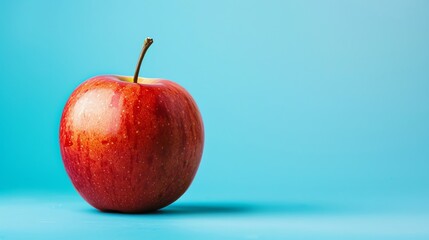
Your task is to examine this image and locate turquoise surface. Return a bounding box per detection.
[1,0,429,239]
[1,193,429,239]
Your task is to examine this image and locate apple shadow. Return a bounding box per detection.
[158,202,343,216]
[158,203,253,215]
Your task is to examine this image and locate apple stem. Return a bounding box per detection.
[133,37,154,83]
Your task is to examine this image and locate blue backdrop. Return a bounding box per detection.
[1,1,429,238]
[1,0,429,200]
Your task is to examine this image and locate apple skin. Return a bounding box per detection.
[59,75,204,213]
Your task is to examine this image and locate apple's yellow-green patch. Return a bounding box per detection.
[117,76,159,85]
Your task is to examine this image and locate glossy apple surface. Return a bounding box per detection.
[59,75,204,212]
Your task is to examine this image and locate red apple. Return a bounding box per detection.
[59,38,204,213]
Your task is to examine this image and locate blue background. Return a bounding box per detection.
[1,0,429,239]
